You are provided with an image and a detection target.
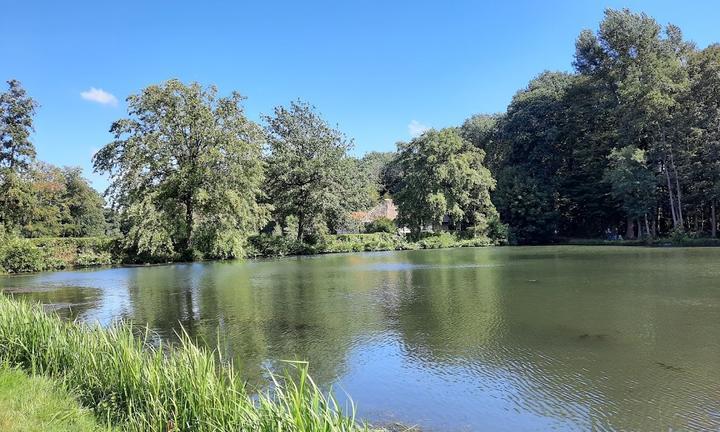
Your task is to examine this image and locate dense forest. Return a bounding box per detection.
[3,9,720,265]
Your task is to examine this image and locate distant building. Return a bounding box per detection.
[345,198,410,234]
[350,198,398,224]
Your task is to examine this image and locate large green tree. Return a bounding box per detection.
[0,79,38,232]
[393,128,497,236]
[21,163,106,237]
[686,44,720,237]
[263,101,364,240]
[0,79,37,171]
[574,9,691,231]
[93,79,267,259]
[492,72,574,243]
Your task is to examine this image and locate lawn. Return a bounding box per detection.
[0,366,109,432]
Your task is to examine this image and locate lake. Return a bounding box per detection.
[1,246,719,431]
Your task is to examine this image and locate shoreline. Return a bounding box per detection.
[3,234,720,277]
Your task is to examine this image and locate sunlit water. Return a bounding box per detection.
[2,246,719,431]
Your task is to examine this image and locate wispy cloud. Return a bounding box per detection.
[408,120,429,138]
[80,87,118,106]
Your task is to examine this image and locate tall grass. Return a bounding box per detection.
[0,295,368,432]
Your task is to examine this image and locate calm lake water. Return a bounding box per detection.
[2,246,719,431]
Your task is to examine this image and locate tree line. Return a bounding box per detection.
[474,9,720,243]
[3,8,720,261]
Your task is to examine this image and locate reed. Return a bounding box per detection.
[0,295,367,432]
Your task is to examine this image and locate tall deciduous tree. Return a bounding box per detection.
[394,128,497,236]
[492,72,574,243]
[93,79,267,259]
[0,79,37,171]
[686,44,720,237]
[263,101,363,241]
[574,9,691,230]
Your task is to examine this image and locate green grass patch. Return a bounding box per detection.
[0,295,368,432]
[0,365,110,432]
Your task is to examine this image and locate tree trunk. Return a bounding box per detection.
[664,167,678,228]
[670,151,684,228]
[626,217,635,240]
[297,213,304,242]
[185,197,194,251]
[651,214,657,238]
[712,200,717,238]
[644,214,651,239]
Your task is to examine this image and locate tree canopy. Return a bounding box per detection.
[393,128,497,236]
[263,101,366,241]
[93,79,267,259]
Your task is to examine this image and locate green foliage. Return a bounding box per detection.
[415,232,493,249]
[485,214,509,244]
[416,232,458,249]
[0,236,118,274]
[247,234,310,257]
[0,83,111,240]
[321,233,406,253]
[247,232,497,258]
[359,151,395,199]
[93,79,267,260]
[0,169,35,232]
[604,146,656,219]
[363,217,396,234]
[0,296,368,432]
[20,163,106,238]
[393,128,497,235]
[0,237,50,273]
[264,101,366,241]
[0,80,37,172]
[668,226,689,243]
[494,166,558,244]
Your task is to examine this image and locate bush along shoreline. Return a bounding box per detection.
[0,236,120,274]
[4,231,720,275]
[0,295,368,432]
[0,232,500,274]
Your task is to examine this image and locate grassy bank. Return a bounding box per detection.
[0,296,367,432]
[0,366,111,432]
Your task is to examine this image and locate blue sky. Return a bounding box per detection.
[2,0,719,191]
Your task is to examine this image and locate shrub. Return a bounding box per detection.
[363,218,396,234]
[416,232,458,249]
[0,237,120,274]
[669,227,689,243]
[0,237,52,273]
[247,234,313,257]
[486,215,509,244]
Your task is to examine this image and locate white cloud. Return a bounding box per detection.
[408,120,429,138]
[80,87,118,106]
